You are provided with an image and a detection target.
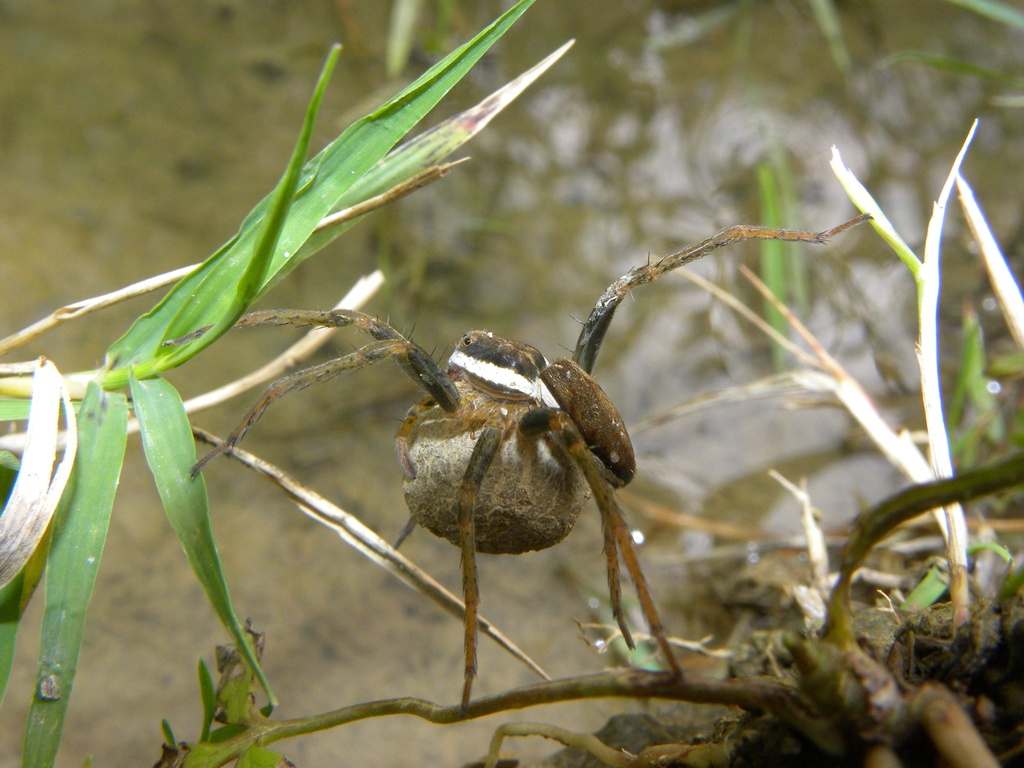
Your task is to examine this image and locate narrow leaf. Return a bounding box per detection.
[157,45,342,367]
[946,0,1024,31]
[0,400,32,422]
[103,46,341,384]
[830,146,921,275]
[0,451,22,707]
[129,374,274,704]
[103,0,536,387]
[757,162,789,370]
[275,37,573,288]
[807,0,852,73]
[0,450,16,503]
[882,50,1024,88]
[22,382,127,767]
[161,719,176,749]
[387,0,424,76]
[198,659,216,742]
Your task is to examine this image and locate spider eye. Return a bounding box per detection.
[462,335,473,346]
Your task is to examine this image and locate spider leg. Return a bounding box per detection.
[391,516,418,550]
[600,481,634,651]
[235,308,397,337]
[391,400,435,549]
[395,399,433,480]
[192,312,457,476]
[456,425,503,708]
[520,408,680,677]
[193,340,412,474]
[237,309,459,412]
[572,214,871,374]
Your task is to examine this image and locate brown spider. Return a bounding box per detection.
[192,214,869,707]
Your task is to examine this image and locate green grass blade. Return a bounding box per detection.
[807,0,852,73]
[900,562,949,610]
[129,374,274,704]
[881,50,1024,88]
[948,310,978,434]
[0,596,22,705]
[22,382,127,768]
[0,400,32,422]
[387,0,424,77]
[0,573,24,708]
[0,450,16,506]
[757,163,788,370]
[0,451,21,707]
[0,529,51,711]
[103,45,341,384]
[830,146,921,276]
[946,0,1024,31]
[103,0,535,388]
[273,37,572,290]
[198,659,216,742]
[1000,559,1024,600]
[160,45,342,363]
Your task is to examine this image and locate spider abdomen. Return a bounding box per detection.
[401,395,590,555]
[539,359,635,487]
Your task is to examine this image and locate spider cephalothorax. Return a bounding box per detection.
[192,214,869,706]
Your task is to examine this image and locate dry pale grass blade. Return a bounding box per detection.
[456,38,574,138]
[793,370,936,484]
[736,263,845,378]
[769,469,832,627]
[484,722,633,768]
[633,372,809,433]
[0,272,383,454]
[0,362,41,375]
[768,470,829,590]
[674,254,971,593]
[313,162,466,235]
[0,369,95,402]
[190,427,550,684]
[0,165,436,362]
[830,144,992,599]
[658,261,955,544]
[0,265,197,359]
[0,358,77,589]
[738,264,949,536]
[956,174,1024,348]
[919,121,977,622]
[740,266,928,472]
[676,268,821,368]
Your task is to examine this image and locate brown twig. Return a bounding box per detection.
[190,427,550,685]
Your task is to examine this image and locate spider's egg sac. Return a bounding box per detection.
[400,404,590,554]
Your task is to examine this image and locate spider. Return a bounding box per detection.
[192,214,869,707]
